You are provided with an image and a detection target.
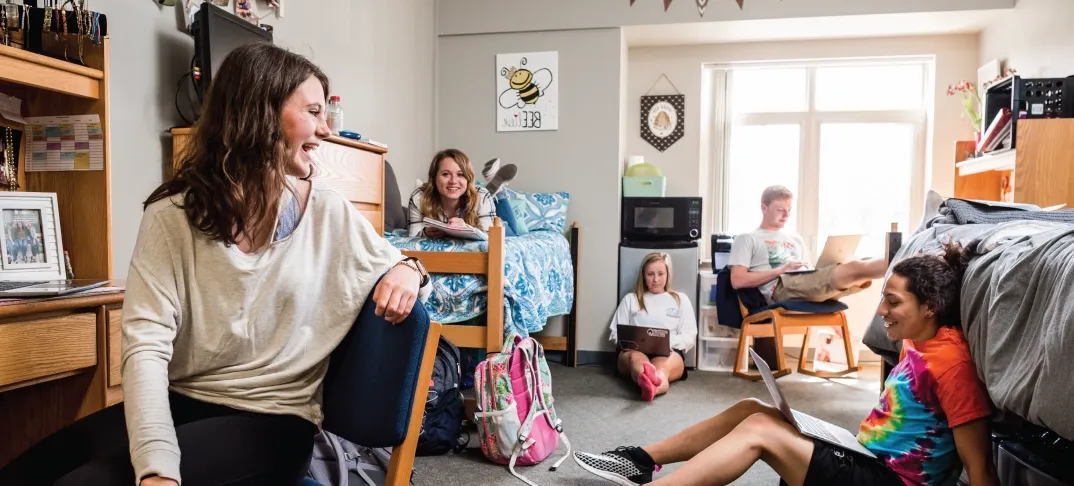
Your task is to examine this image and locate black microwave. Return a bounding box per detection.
[621,197,703,242]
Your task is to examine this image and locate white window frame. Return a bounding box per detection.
[702,57,932,259]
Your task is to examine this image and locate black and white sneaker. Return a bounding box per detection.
[573,446,656,485]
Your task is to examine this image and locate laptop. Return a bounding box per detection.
[785,234,863,274]
[616,325,671,357]
[748,348,877,458]
[0,279,111,297]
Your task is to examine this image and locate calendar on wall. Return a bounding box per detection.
[24,115,104,172]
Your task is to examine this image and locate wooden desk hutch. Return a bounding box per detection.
[0,39,123,467]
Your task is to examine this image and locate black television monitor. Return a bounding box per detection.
[192,1,272,100]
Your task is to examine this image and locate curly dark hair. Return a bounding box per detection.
[890,243,977,327]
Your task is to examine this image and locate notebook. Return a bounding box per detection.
[423,218,487,241]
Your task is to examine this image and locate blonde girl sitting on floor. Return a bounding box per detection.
[609,252,697,402]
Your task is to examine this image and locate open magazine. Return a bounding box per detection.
[423,217,488,241]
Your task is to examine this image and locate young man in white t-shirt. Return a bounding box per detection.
[727,185,887,304]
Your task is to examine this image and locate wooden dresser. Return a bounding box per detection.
[953,119,1074,206]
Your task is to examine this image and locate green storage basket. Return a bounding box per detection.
[623,176,667,197]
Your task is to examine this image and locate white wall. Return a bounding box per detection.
[627,34,980,356]
[979,0,1074,78]
[436,29,625,357]
[102,0,434,278]
[437,0,1014,35]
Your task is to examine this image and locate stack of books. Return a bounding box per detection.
[978,108,1013,154]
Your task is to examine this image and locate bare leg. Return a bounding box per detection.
[643,398,782,465]
[617,350,650,382]
[618,350,661,401]
[650,412,814,486]
[649,352,685,397]
[829,258,888,291]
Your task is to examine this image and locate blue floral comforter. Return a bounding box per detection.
[385,230,574,338]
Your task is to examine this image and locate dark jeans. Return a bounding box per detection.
[493,191,519,236]
[0,391,316,486]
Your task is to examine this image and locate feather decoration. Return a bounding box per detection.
[697,0,708,16]
[664,0,673,11]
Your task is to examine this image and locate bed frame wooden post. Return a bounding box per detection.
[485,219,506,354]
[567,222,580,367]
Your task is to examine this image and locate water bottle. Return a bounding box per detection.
[327,95,343,135]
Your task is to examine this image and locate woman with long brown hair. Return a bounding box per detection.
[407,149,502,237]
[0,43,428,486]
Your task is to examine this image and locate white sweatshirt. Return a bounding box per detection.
[608,291,698,352]
[121,184,405,484]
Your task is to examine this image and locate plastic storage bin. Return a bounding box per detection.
[995,440,1073,486]
[697,338,741,372]
[623,176,667,197]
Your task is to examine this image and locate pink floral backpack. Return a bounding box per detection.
[473,334,571,485]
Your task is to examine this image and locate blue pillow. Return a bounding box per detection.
[505,198,530,235]
[505,188,570,232]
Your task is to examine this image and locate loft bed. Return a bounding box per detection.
[864,197,1074,481]
[293,140,579,362]
[305,143,579,363]
[390,218,580,365]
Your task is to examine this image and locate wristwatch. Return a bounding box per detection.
[396,256,430,288]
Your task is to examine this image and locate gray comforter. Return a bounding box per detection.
[863,220,1074,440]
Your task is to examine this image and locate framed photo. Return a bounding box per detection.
[0,192,65,280]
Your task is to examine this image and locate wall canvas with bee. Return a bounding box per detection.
[640,94,685,152]
[496,51,558,132]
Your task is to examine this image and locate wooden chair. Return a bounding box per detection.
[733,298,860,381]
[386,320,442,485]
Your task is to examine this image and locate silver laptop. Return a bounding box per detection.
[785,234,862,274]
[0,278,111,297]
[749,348,876,458]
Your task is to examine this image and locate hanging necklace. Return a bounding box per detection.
[3,128,16,191]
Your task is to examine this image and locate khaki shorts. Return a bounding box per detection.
[772,264,870,303]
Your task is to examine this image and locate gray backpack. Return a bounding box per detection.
[307,429,410,486]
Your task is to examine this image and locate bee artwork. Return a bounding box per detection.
[496,51,558,132]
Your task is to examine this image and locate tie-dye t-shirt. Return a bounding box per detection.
[857,327,992,486]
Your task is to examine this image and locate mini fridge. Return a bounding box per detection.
[617,241,700,368]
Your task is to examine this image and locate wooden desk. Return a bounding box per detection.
[0,292,124,468]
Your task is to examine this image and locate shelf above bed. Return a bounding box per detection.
[956,149,1016,176]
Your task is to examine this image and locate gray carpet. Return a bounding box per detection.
[413,363,882,485]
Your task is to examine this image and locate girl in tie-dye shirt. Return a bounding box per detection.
[857,245,997,486]
[571,245,998,486]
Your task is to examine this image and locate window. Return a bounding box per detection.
[705,59,929,260]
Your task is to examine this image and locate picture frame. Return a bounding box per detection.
[0,192,65,281]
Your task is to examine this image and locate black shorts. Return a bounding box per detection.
[801,439,903,486]
[621,349,690,381]
[643,349,688,381]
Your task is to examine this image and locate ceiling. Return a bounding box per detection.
[623,10,1005,47]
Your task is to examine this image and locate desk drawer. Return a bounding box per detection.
[0,313,96,388]
[107,309,122,387]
